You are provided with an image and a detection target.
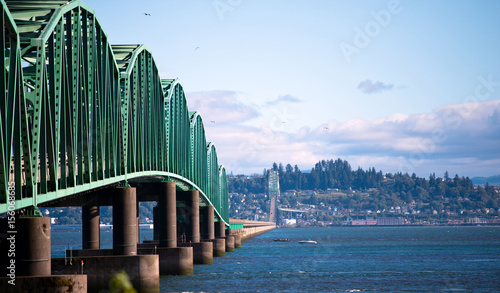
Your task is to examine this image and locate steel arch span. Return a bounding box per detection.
[0,0,229,224]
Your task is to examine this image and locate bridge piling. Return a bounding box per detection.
[188,190,200,243]
[158,181,177,248]
[215,221,226,238]
[200,206,225,257]
[151,182,194,275]
[225,235,235,252]
[153,205,159,241]
[213,221,226,257]
[1,217,87,292]
[17,216,51,276]
[176,190,213,264]
[136,200,141,245]
[201,206,215,240]
[234,234,242,248]
[82,205,100,250]
[113,187,138,255]
[228,229,242,248]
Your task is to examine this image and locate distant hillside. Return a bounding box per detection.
[472,175,500,186]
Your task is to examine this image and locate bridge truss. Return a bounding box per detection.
[0,0,228,223]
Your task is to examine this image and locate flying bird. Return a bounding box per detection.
[195,47,200,50]
[210,121,215,123]
[143,13,151,16]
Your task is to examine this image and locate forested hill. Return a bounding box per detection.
[228,159,499,214]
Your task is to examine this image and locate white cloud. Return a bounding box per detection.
[186,90,259,124]
[357,79,394,94]
[266,94,302,105]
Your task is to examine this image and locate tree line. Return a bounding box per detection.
[228,158,499,215]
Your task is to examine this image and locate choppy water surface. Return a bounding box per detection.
[160,226,500,292]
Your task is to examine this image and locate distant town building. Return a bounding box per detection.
[377,217,405,225]
[351,219,366,225]
[282,219,297,226]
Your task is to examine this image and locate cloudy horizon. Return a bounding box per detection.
[191,92,500,178]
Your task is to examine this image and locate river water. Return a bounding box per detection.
[51,226,500,292]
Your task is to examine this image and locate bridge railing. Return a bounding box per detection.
[0,0,229,224]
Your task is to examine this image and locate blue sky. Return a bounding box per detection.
[83,0,500,178]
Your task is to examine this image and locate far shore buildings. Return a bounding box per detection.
[351,217,406,225]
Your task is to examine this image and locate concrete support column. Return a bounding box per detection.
[233,234,242,248]
[82,205,100,249]
[191,242,213,264]
[136,200,140,244]
[187,190,200,243]
[212,238,226,257]
[153,205,159,241]
[113,187,137,255]
[158,181,177,248]
[17,216,51,276]
[215,221,226,238]
[201,206,214,240]
[225,235,235,252]
[227,229,242,248]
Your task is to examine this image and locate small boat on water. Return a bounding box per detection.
[298,238,317,244]
[273,238,291,242]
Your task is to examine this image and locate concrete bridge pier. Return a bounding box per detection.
[215,221,234,254]
[200,206,224,257]
[153,205,159,241]
[215,221,225,238]
[113,187,137,255]
[228,230,242,248]
[177,190,213,264]
[191,241,213,264]
[234,234,242,248]
[0,216,87,292]
[82,204,100,250]
[187,190,200,244]
[17,216,51,276]
[155,182,193,275]
[211,237,225,257]
[225,235,235,252]
[158,181,177,248]
[200,206,215,240]
[213,220,226,257]
[136,200,140,245]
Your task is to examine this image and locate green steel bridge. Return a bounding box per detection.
[0,0,229,224]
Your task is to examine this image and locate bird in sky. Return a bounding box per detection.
[143,13,151,16]
[195,47,200,50]
[210,121,215,123]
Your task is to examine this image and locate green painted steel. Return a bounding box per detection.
[0,0,229,224]
[229,223,244,230]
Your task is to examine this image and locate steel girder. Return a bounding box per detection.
[190,112,208,196]
[207,143,218,207]
[0,0,229,224]
[219,165,228,221]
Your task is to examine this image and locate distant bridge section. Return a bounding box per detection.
[278,208,306,213]
[268,170,279,223]
[0,0,228,223]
